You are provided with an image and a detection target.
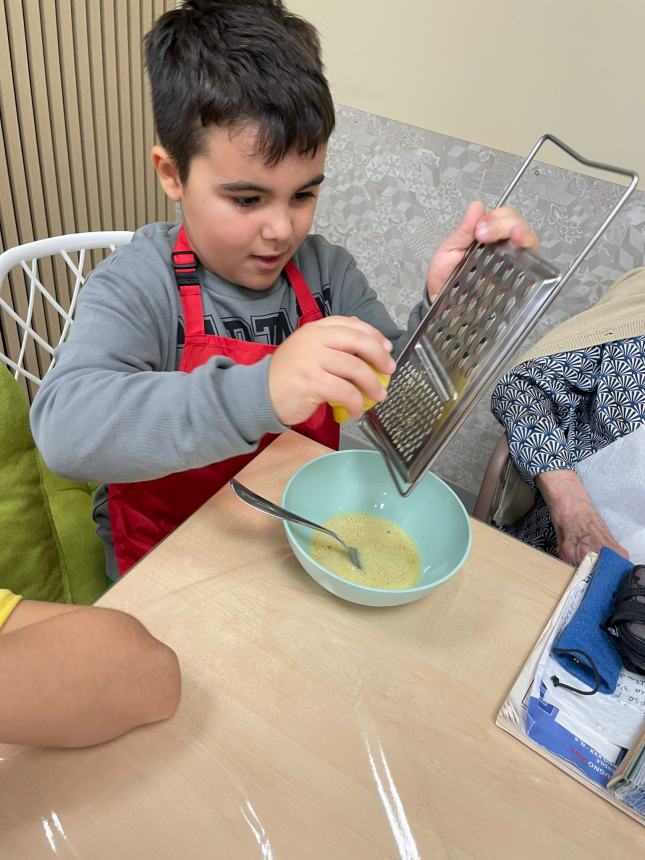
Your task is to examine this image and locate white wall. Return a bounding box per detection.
[289,0,645,186]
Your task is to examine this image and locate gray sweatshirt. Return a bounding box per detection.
[30,222,428,574]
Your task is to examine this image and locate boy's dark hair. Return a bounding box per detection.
[144,0,335,181]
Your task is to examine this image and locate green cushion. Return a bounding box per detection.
[0,366,108,604]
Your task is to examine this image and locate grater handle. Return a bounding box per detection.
[496,133,639,291]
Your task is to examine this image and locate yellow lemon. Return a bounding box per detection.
[330,368,391,423]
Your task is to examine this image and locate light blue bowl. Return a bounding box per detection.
[282,449,472,607]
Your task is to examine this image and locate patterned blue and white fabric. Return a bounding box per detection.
[491,336,645,555]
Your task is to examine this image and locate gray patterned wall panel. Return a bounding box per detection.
[315,105,645,503]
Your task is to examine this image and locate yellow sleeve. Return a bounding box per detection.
[0,589,22,630]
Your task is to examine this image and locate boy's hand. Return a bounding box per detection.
[268,316,396,427]
[427,201,539,301]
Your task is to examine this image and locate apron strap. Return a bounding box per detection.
[172,225,200,287]
[285,260,323,323]
[172,226,206,337]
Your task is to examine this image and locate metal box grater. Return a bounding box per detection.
[360,133,639,495]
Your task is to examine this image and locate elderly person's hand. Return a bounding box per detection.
[427,201,539,301]
[537,470,629,566]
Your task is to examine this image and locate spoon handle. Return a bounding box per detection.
[229,479,339,542]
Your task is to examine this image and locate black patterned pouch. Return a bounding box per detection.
[604,564,645,676]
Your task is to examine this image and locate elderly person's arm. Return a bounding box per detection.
[492,356,628,565]
[0,596,181,748]
[537,469,628,565]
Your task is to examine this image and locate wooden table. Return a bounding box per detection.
[0,432,641,858]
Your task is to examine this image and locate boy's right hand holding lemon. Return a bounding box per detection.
[268,316,394,427]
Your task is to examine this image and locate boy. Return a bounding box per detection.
[0,589,180,747]
[31,0,536,579]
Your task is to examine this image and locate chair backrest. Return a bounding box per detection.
[473,431,537,526]
[0,232,132,395]
[472,432,511,523]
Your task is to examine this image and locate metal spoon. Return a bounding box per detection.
[229,479,362,570]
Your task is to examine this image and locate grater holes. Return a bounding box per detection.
[456,324,471,350]
[484,312,497,331]
[373,360,448,465]
[491,291,505,309]
[518,278,536,298]
[465,266,478,285]
[439,334,454,355]
[457,350,472,371]
[475,303,487,323]
[482,279,495,299]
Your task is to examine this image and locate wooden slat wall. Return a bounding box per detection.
[0,0,176,392]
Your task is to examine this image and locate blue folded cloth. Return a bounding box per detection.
[552,547,632,694]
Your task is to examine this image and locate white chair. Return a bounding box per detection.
[0,232,132,390]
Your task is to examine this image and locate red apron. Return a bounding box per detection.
[108,226,339,575]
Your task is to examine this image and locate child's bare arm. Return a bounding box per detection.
[0,598,79,633]
[0,604,180,747]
